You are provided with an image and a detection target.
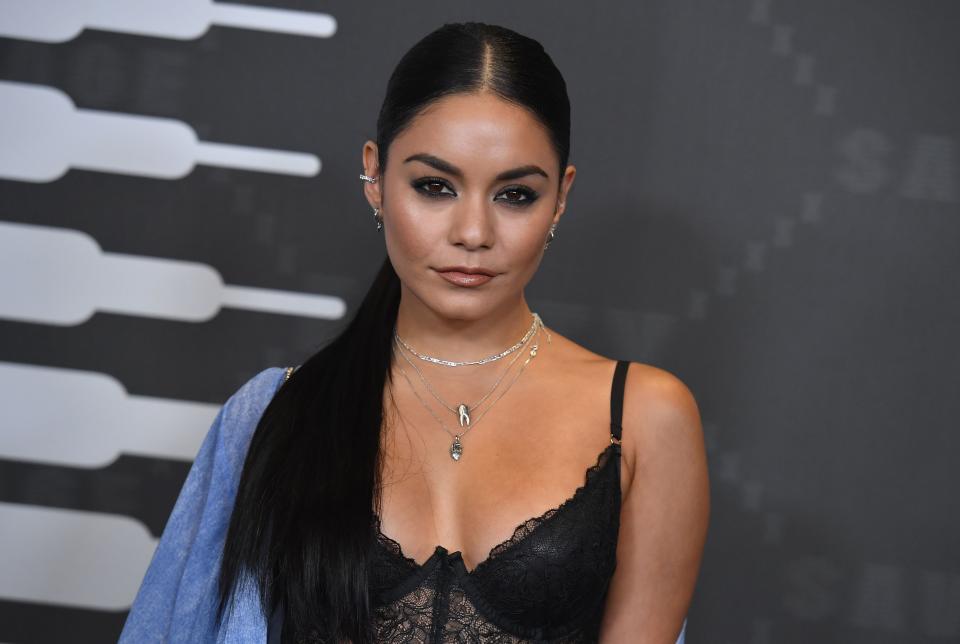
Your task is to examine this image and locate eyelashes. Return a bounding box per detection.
[410,177,539,207]
[411,177,455,198]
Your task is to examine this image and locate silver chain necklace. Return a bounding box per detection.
[393,329,529,426]
[392,325,547,461]
[394,312,543,367]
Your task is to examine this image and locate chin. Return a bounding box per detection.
[431,298,493,322]
[412,286,497,321]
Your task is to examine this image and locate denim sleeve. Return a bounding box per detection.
[118,367,287,644]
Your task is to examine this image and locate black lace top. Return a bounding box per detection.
[368,359,630,643]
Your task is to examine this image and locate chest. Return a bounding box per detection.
[369,443,622,642]
[377,373,617,572]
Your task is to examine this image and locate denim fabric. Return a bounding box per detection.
[117,365,688,643]
[119,367,285,644]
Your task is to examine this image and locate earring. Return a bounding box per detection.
[373,207,383,231]
[544,223,557,249]
[360,174,378,184]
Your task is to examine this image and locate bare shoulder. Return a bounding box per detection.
[542,327,702,443]
[537,328,706,475]
[600,360,710,641]
[622,363,702,443]
[618,361,705,480]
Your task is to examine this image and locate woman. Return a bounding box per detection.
[120,21,709,644]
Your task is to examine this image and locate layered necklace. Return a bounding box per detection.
[392,312,550,462]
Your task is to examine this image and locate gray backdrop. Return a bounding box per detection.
[1,1,958,642]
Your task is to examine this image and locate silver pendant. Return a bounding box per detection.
[457,403,470,427]
[450,435,463,461]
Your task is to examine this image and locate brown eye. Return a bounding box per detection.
[496,185,539,207]
[411,177,455,198]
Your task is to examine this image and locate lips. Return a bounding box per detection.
[434,265,496,276]
[434,266,497,287]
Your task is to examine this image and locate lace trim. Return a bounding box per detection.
[374,523,423,569]
[372,440,620,576]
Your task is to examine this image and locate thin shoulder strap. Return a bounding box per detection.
[610,360,630,444]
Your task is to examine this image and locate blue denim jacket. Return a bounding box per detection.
[119,366,688,643]
[119,367,285,643]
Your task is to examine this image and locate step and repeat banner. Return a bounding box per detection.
[1,1,957,642]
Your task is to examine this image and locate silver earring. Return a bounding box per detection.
[544,223,557,249]
[360,174,378,184]
[373,207,383,231]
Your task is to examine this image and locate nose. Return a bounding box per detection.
[447,192,495,250]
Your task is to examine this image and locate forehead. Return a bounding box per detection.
[390,92,556,175]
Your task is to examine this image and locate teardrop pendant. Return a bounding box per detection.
[450,435,463,461]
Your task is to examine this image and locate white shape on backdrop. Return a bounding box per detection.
[0,361,220,468]
[0,81,321,182]
[0,221,347,324]
[0,0,337,43]
[0,502,157,610]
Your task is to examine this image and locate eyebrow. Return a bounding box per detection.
[403,153,549,181]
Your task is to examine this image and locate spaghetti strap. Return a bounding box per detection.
[610,359,630,443]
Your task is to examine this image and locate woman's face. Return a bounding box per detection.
[362,92,576,322]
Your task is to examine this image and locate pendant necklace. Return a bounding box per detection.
[392,323,547,461]
[393,312,548,432]
[392,325,530,432]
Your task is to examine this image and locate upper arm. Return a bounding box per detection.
[599,364,710,644]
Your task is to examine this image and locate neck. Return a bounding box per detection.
[393,289,536,370]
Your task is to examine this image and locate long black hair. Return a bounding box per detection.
[217,21,572,643]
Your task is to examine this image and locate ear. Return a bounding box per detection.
[362,140,383,209]
[553,164,577,225]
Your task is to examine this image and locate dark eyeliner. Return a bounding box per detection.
[497,185,539,207]
[411,176,454,198]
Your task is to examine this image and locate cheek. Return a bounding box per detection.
[501,216,551,263]
[384,194,442,264]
